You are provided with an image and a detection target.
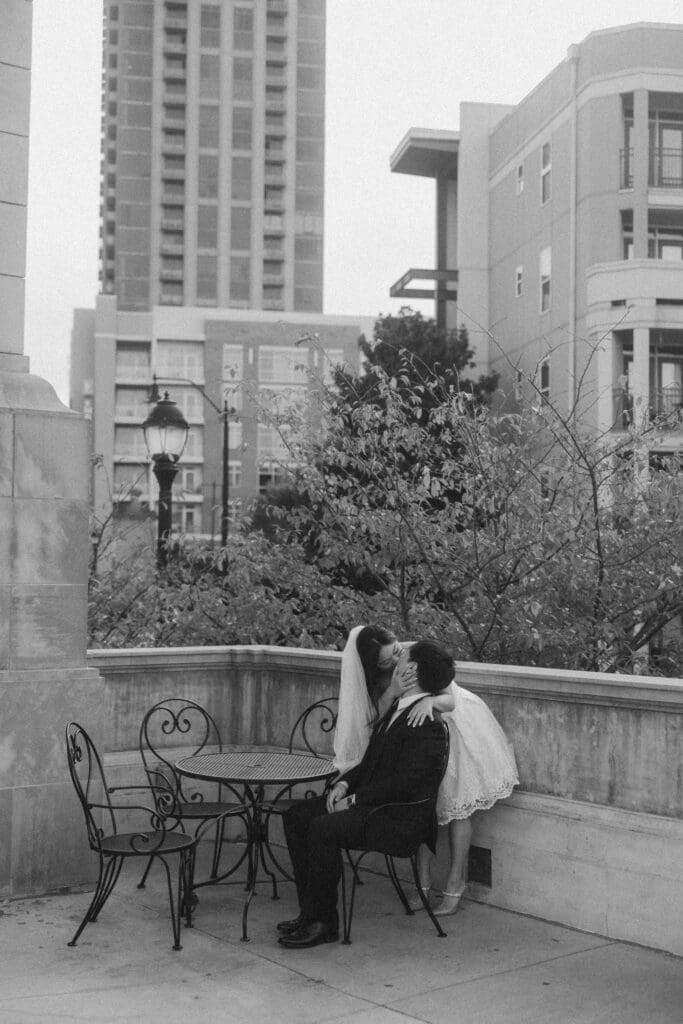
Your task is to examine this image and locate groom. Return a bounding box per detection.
[278,639,453,949]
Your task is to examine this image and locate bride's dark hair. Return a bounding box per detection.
[355,624,396,715]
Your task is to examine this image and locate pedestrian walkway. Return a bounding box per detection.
[1,852,681,1024]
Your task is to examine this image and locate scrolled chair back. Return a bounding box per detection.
[288,697,339,757]
[66,721,114,852]
[139,698,226,809]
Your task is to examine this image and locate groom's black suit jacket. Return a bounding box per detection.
[337,703,447,849]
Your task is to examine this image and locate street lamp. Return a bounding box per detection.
[149,374,233,547]
[142,390,189,567]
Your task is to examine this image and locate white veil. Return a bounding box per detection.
[333,624,375,773]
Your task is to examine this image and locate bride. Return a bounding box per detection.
[333,624,519,916]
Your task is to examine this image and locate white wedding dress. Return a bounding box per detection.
[436,682,518,823]
[333,628,519,823]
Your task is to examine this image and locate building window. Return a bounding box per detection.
[223,344,244,382]
[234,7,254,50]
[516,163,524,195]
[539,247,551,312]
[231,206,251,250]
[199,104,219,148]
[515,266,523,297]
[228,462,242,488]
[156,341,204,380]
[199,53,219,99]
[197,204,217,249]
[197,254,217,304]
[179,466,202,494]
[199,153,218,198]
[539,357,551,402]
[541,142,551,204]
[230,256,250,303]
[232,107,252,150]
[200,4,220,48]
[258,346,306,384]
[231,156,251,200]
[233,57,253,101]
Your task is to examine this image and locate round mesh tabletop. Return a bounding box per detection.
[175,749,336,785]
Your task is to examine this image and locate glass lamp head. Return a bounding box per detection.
[142,392,189,463]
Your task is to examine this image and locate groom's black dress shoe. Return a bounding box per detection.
[278,920,339,948]
[276,914,305,935]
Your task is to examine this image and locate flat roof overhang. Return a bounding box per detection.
[390,268,458,301]
[390,128,459,178]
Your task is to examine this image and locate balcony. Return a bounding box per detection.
[613,384,683,430]
[390,267,458,301]
[650,147,683,189]
[160,267,184,282]
[265,95,287,113]
[163,39,186,55]
[620,147,683,189]
[162,115,186,131]
[160,241,184,256]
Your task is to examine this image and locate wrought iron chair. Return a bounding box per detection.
[65,721,195,951]
[260,697,339,883]
[138,698,251,891]
[340,720,450,944]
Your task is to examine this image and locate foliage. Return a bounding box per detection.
[88,318,683,675]
[251,338,683,675]
[88,532,382,650]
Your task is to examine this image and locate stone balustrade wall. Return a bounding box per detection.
[87,645,683,817]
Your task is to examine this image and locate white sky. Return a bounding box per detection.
[25,0,683,403]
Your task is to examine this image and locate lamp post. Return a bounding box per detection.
[149,374,233,547]
[142,391,189,567]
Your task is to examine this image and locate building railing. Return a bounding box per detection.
[650,148,683,188]
[613,385,683,428]
[620,147,683,189]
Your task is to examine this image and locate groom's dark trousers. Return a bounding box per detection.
[283,708,446,926]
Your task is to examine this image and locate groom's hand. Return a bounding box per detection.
[326,781,348,813]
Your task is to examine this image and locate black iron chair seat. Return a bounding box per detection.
[358,798,434,857]
[99,830,196,857]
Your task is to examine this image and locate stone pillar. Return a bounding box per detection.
[0,0,104,897]
[631,88,649,259]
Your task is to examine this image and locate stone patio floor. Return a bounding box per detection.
[1,846,681,1024]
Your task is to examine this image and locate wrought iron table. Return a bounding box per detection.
[175,748,336,941]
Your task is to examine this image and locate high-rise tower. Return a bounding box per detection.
[99,0,325,314]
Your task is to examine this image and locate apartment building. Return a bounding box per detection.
[72,0,347,531]
[390,22,683,455]
[100,0,325,313]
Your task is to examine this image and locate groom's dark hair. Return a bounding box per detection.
[409,639,454,694]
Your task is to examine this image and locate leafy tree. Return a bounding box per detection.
[255,338,683,674]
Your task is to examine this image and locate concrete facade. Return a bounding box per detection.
[71,301,372,531]
[392,23,683,459]
[0,0,104,900]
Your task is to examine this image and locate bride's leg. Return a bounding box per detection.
[444,815,472,893]
[432,816,472,916]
